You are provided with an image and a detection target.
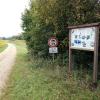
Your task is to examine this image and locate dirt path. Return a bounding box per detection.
[0,43,16,95]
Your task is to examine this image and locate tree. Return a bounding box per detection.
[22,0,100,64]
[22,1,54,57]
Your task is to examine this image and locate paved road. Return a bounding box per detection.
[0,43,16,95]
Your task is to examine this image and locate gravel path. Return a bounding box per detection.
[0,43,16,95]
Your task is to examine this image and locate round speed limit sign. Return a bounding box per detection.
[48,37,58,47]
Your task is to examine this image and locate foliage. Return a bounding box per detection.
[21,0,100,66]
[22,2,54,57]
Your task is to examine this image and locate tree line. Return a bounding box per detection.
[21,0,100,66]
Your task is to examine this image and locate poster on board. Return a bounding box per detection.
[70,27,96,51]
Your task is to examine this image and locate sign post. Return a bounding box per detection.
[48,37,58,62]
[93,27,99,83]
[69,30,73,74]
[68,23,100,84]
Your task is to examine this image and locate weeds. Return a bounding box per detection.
[1,40,100,100]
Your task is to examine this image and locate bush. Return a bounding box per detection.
[21,0,100,67]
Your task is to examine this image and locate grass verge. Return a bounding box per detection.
[1,40,100,100]
[0,40,7,53]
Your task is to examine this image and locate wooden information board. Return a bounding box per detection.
[68,23,100,83]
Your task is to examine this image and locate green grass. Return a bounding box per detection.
[0,44,7,53]
[0,40,7,53]
[1,40,100,100]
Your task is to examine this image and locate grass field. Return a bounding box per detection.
[0,40,7,53]
[1,40,100,100]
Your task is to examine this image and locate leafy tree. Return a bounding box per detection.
[22,0,100,66]
[22,1,54,57]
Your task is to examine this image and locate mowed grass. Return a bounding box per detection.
[0,40,7,53]
[1,40,100,100]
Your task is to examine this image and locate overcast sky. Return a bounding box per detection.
[0,0,29,37]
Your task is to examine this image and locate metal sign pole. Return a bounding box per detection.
[48,37,58,63]
[53,53,55,63]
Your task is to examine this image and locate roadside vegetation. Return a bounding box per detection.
[1,40,100,100]
[22,0,100,72]
[0,40,7,53]
[1,0,100,99]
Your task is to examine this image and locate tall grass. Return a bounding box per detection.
[1,40,100,100]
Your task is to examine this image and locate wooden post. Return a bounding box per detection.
[69,49,72,74]
[93,27,99,83]
[69,30,72,74]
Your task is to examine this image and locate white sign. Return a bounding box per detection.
[49,47,58,53]
[70,27,96,51]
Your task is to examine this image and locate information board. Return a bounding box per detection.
[70,27,96,51]
[68,22,100,84]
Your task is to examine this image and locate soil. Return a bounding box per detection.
[0,43,16,95]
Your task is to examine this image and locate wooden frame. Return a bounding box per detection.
[93,27,99,83]
[68,22,100,83]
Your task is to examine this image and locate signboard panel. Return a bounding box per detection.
[70,27,96,51]
[49,47,58,53]
[68,22,100,83]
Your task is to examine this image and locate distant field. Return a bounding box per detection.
[0,40,7,53]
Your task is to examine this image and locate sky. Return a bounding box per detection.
[0,0,29,37]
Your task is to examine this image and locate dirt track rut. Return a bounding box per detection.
[0,43,16,95]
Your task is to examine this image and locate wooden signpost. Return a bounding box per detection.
[68,22,100,84]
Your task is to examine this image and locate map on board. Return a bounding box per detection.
[70,27,96,51]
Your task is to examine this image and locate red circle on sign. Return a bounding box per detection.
[48,37,58,47]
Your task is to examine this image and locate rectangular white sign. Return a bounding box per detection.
[70,27,96,51]
[49,47,58,53]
